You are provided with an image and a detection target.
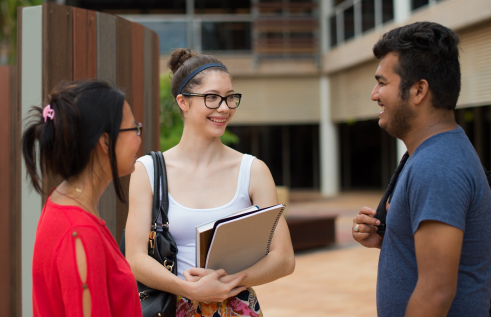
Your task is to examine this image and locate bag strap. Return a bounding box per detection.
[149,151,169,232]
[155,151,169,226]
[375,151,409,237]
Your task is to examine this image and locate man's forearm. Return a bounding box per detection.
[405,283,455,317]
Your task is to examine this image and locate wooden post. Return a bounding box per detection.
[97,11,118,237]
[12,9,23,316]
[0,66,13,317]
[131,23,145,158]
[116,16,133,243]
[73,7,97,79]
[42,3,74,199]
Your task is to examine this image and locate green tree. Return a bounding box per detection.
[160,74,239,151]
[0,0,43,65]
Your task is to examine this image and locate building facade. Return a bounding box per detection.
[70,0,491,195]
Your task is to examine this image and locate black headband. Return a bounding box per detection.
[176,63,227,97]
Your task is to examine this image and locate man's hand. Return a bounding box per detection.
[352,206,384,249]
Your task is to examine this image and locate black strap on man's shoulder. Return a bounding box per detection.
[374,151,409,237]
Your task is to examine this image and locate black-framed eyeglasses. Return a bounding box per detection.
[181,93,242,109]
[120,122,143,136]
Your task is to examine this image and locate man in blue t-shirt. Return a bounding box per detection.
[352,22,491,316]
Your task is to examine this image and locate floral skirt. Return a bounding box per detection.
[176,288,263,317]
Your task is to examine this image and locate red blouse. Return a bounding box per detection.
[33,197,142,317]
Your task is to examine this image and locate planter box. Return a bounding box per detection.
[286,216,336,251]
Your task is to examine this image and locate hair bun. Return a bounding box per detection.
[168,48,198,74]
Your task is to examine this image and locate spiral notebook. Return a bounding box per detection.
[196,205,259,269]
[204,204,284,274]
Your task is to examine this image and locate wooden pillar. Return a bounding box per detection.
[42,3,74,198]
[12,10,22,316]
[152,30,160,152]
[97,11,118,237]
[73,7,97,80]
[116,16,133,243]
[0,66,13,317]
[131,23,145,158]
[143,27,154,154]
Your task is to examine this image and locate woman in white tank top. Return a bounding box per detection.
[125,48,295,317]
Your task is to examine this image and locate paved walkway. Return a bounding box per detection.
[254,190,383,316]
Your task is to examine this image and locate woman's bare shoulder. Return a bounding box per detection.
[161,147,181,168]
[223,145,246,161]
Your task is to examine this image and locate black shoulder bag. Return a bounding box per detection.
[120,151,178,317]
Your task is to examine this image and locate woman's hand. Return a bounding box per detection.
[185,269,248,303]
[184,268,248,288]
[183,268,215,282]
[352,206,384,249]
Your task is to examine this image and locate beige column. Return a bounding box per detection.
[320,75,340,197]
[21,6,43,317]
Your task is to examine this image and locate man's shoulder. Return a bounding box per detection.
[410,127,478,171]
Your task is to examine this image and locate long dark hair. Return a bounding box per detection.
[21,80,127,201]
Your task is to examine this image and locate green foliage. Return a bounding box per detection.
[160,73,239,151]
[0,0,43,65]
[160,74,184,151]
[221,126,240,145]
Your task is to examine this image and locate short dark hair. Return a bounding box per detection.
[21,80,127,201]
[373,21,461,110]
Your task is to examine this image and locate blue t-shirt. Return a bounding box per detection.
[377,126,491,317]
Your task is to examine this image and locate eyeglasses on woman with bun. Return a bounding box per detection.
[181,93,242,109]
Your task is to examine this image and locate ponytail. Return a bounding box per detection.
[21,80,126,201]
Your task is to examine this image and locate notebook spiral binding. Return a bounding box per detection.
[266,206,285,255]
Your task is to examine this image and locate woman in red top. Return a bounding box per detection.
[22,81,143,317]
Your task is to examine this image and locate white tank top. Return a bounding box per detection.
[136,153,256,279]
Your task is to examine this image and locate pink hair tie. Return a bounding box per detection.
[43,105,55,122]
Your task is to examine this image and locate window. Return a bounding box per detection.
[361,0,375,32]
[382,0,394,23]
[412,0,429,10]
[77,0,186,14]
[412,0,447,11]
[113,0,320,56]
[330,15,338,47]
[195,0,251,14]
[140,22,188,54]
[201,22,252,52]
[254,0,318,58]
[344,6,355,41]
[329,0,394,48]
